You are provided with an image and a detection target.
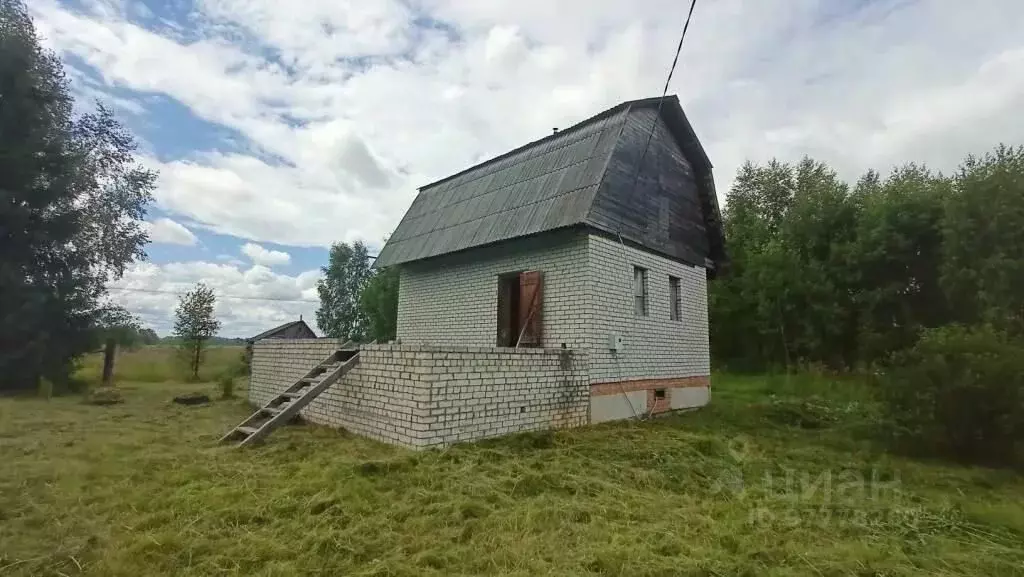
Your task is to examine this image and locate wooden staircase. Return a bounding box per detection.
[221,347,359,447]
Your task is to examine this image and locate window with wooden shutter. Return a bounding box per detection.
[517,270,543,347]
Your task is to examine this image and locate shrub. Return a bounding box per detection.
[879,325,1024,467]
[217,371,236,400]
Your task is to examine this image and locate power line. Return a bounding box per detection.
[105,286,318,304]
[632,0,698,192]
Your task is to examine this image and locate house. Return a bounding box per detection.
[246,95,726,448]
[375,94,726,422]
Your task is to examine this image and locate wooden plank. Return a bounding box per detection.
[235,352,360,447]
[516,271,543,347]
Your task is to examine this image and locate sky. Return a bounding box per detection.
[29,0,1024,337]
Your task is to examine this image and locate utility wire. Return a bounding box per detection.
[632,0,698,195]
[105,286,318,304]
[614,0,699,420]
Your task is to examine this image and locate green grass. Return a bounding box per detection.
[73,345,245,384]
[1,374,1022,576]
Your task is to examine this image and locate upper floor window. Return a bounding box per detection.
[669,276,682,321]
[633,266,648,316]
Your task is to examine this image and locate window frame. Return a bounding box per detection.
[669,275,682,321]
[633,266,648,317]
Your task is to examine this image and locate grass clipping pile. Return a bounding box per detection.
[84,386,124,405]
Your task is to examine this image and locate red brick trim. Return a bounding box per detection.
[590,375,710,397]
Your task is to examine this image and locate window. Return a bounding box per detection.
[633,266,648,316]
[669,276,682,321]
[654,389,666,400]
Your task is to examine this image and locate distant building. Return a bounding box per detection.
[245,319,317,364]
[247,319,317,343]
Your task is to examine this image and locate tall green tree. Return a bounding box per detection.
[710,158,859,370]
[942,144,1024,337]
[0,0,154,391]
[173,284,220,381]
[360,267,399,343]
[850,165,949,361]
[316,241,373,341]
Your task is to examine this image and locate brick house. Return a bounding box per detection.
[248,95,726,447]
[375,95,726,423]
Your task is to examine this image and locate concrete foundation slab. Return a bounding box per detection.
[670,386,710,410]
[590,390,647,423]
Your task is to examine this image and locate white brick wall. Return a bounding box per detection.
[397,229,589,349]
[395,231,710,385]
[583,235,710,383]
[249,341,589,449]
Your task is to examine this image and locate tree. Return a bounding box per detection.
[173,284,220,381]
[316,241,373,340]
[0,0,155,392]
[95,306,141,387]
[137,328,160,345]
[850,165,949,362]
[360,267,399,343]
[942,145,1024,337]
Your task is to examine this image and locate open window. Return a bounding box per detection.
[497,270,543,347]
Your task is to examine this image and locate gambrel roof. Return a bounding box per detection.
[375,96,726,273]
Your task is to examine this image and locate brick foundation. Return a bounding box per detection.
[250,340,589,449]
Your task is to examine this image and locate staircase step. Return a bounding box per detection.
[220,351,360,447]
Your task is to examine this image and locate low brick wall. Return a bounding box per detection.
[249,340,589,449]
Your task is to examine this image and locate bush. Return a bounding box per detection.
[879,325,1024,467]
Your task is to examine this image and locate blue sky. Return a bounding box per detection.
[30,0,1024,336]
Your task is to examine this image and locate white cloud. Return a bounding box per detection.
[240,242,291,267]
[30,0,1024,327]
[108,261,320,337]
[143,217,197,246]
[31,0,1024,250]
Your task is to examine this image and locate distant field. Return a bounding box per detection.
[1,373,1021,576]
[74,345,245,384]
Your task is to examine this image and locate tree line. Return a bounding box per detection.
[709,146,1024,372]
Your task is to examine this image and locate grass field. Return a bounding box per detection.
[73,345,245,384]
[1,371,1022,576]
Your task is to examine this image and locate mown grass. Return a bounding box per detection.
[72,345,245,384]
[1,373,1022,576]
